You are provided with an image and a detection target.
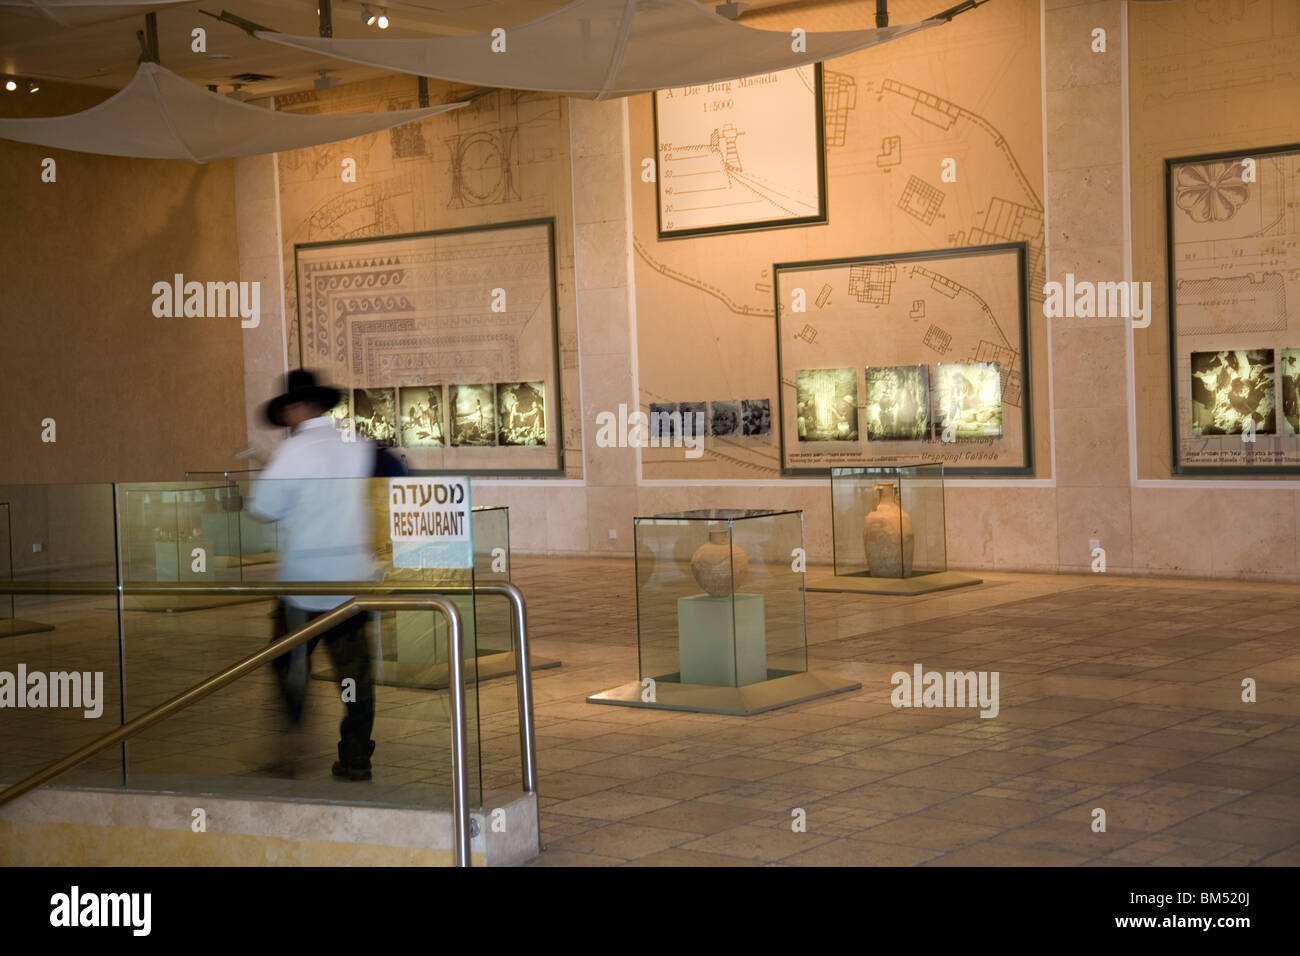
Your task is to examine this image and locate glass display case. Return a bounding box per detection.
[589,509,858,715]
[814,463,979,595]
[636,509,807,687]
[831,463,947,579]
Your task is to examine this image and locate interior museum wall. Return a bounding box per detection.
[239,0,1300,582]
[0,81,248,575]
[1129,0,1300,478]
[241,76,583,477]
[629,0,1050,482]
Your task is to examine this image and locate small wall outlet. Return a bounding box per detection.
[608,529,617,540]
[32,543,43,553]
[1088,538,1100,552]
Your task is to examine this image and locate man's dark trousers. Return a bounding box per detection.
[271,601,375,767]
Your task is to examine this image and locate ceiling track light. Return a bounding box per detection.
[27,80,39,93]
[362,3,375,26]
[377,9,389,29]
[4,79,17,92]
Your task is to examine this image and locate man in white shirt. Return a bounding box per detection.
[250,370,378,781]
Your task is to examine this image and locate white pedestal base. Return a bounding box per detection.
[676,593,766,687]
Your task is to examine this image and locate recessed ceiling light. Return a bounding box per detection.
[4,80,16,92]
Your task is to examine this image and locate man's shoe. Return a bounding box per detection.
[332,740,375,781]
[331,761,371,781]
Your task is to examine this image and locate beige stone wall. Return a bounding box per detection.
[0,82,248,574]
[235,0,1300,582]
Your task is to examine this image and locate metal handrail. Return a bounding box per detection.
[0,581,539,868]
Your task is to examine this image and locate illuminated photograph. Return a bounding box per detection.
[795,368,858,442]
[398,385,444,447]
[1282,350,1300,435]
[1190,350,1275,436]
[865,365,930,441]
[497,381,547,446]
[933,362,1002,439]
[449,383,497,446]
[351,387,397,446]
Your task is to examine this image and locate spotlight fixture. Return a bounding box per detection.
[314,70,339,92]
[377,9,389,29]
[27,80,38,93]
[4,79,16,92]
[361,4,375,25]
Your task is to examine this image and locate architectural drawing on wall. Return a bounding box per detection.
[775,244,1031,474]
[922,324,952,355]
[823,69,858,148]
[447,129,521,208]
[294,218,564,475]
[877,135,902,167]
[1167,145,1300,472]
[910,299,926,320]
[879,79,1046,300]
[848,263,896,304]
[898,174,945,225]
[655,65,826,238]
[631,5,1046,481]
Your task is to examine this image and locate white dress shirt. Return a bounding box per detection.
[249,417,375,611]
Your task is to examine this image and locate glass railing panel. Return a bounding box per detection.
[116,476,481,810]
[0,483,123,789]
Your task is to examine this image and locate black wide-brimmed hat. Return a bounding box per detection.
[263,369,342,427]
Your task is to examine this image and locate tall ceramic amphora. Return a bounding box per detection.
[690,527,749,597]
[863,481,914,577]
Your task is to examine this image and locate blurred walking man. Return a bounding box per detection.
[250,370,378,780]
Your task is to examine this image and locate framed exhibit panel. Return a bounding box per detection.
[1166,143,1300,474]
[294,218,563,476]
[653,64,827,239]
[773,242,1032,476]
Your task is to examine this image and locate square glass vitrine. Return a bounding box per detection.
[634,509,807,688]
[830,463,947,579]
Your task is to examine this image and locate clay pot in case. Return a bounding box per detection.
[863,481,914,578]
[690,527,749,596]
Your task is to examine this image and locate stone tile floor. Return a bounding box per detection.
[3,556,1300,865]
[487,558,1300,866]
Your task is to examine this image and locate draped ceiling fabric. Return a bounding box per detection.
[257,0,944,100]
[0,0,193,27]
[0,62,468,162]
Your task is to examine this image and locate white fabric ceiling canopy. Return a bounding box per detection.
[0,0,193,27]
[257,0,944,100]
[0,62,468,162]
